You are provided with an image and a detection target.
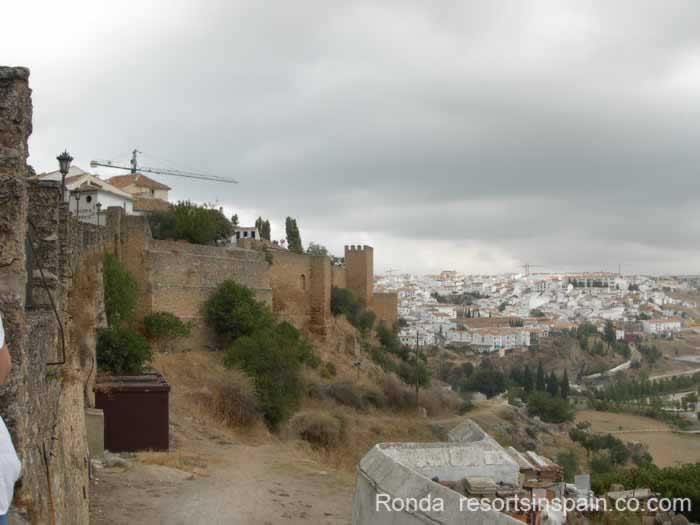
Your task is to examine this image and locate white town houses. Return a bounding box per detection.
[34,166,134,224]
[641,317,682,334]
[381,269,694,357]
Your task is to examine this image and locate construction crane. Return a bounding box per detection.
[520,263,544,276]
[384,268,398,278]
[90,149,238,184]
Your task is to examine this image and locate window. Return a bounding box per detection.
[251,232,256,239]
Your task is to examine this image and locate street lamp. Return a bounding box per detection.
[96,202,102,227]
[71,190,81,220]
[56,150,73,197]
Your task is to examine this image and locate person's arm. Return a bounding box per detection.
[0,314,8,385]
[0,345,9,385]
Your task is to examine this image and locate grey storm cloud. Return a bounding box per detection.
[5,0,700,274]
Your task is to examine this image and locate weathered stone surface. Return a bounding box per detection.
[0,65,104,525]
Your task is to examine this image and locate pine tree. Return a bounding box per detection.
[285,217,303,253]
[536,361,546,391]
[561,369,570,399]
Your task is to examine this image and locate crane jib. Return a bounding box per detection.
[89,159,238,184]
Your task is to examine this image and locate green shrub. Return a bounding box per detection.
[306,353,321,369]
[143,312,191,339]
[589,453,614,475]
[557,450,579,482]
[356,309,376,335]
[224,322,307,430]
[592,463,700,522]
[526,391,574,423]
[149,201,233,245]
[398,360,431,389]
[331,287,362,320]
[463,365,507,398]
[458,400,474,415]
[97,326,152,375]
[103,253,138,326]
[204,280,274,342]
[289,411,346,448]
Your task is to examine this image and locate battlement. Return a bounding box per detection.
[345,245,373,253]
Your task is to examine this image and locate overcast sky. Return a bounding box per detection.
[5,1,700,275]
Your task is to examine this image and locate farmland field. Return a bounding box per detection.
[576,409,700,467]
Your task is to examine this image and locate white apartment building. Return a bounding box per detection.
[467,328,531,353]
[641,318,682,334]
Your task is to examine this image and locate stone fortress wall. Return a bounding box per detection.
[340,245,399,329]
[110,219,399,349]
[0,66,105,525]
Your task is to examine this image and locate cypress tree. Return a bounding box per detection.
[285,217,303,253]
[536,361,546,391]
[523,365,533,395]
[561,369,570,399]
[546,371,559,397]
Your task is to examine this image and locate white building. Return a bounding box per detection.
[467,328,531,353]
[641,318,682,334]
[234,226,261,242]
[34,166,134,224]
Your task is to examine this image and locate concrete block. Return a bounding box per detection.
[86,408,104,458]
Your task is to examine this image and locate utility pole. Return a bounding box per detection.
[415,331,421,409]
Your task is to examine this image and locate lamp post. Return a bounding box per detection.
[72,190,81,220]
[96,202,102,227]
[56,150,73,198]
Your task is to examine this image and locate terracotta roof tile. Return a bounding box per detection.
[133,197,171,213]
[108,173,171,191]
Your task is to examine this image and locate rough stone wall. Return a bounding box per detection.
[370,292,398,329]
[147,238,272,349]
[0,67,102,525]
[331,266,346,289]
[268,250,331,335]
[344,245,373,306]
[309,255,331,334]
[342,245,399,329]
[107,210,275,349]
[0,66,31,520]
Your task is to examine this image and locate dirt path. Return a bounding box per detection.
[91,352,355,524]
[91,433,353,524]
[157,443,352,525]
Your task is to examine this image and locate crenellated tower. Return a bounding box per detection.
[344,245,374,306]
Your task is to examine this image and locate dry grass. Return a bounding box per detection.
[289,411,347,448]
[135,450,208,476]
[209,369,259,427]
[152,352,269,442]
[304,409,439,472]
